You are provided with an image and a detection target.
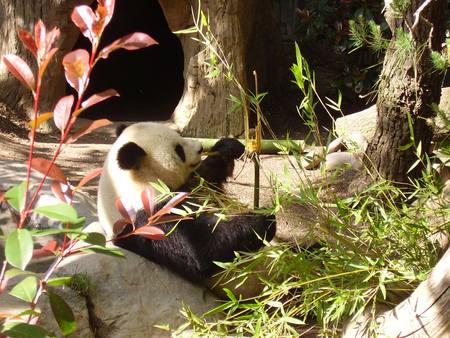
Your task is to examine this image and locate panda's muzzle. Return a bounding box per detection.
[190,161,201,168]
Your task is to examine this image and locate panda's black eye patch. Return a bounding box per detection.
[175,144,186,162]
[117,142,146,170]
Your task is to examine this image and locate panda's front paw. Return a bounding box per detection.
[211,138,245,160]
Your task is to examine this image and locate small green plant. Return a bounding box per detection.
[349,18,389,54]
[175,41,449,337]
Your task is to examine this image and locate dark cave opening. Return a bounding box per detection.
[71,0,184,121]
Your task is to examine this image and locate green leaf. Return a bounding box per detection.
[1,322,52,338]
[284,316,305,325]
[9,276,37,302]
[47,277,73,287]
[31,228,84,237]
[5,181,27,211]
[83,232,106,247]
[80,246,124,258]
[47,290,76,336]
[5,268,36,279]
[5,228,34,270]
[33,204,79,223]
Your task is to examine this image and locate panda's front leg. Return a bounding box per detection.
[191,138,245,190]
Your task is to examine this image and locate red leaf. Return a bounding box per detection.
[50,180,72,203]
[113,219,131,236]
[0,190,5,204]
[43,239,59,252]
[141,187,156,216]
[71,5,96,44]
[67,119,112,143]
[18,29,37,58]
[133,225,165,240]
[74,168,103,192]
[31,157,67,183]
[63,49,90,94]
[0,276,7,294]
[151,192,189,219]
[53,95,74,132]
[38,47,58,77]
[34,20,46,53]
[94,0,116,35]
[81,89,119,109]
[2,54,36,92]
[44,27,61,53]
[33,240,59,258]
[115,197,133,223]
[98,32,158,59]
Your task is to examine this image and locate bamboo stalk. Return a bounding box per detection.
[189,138,308,154]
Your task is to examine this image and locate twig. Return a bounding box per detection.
[412,0,433,30]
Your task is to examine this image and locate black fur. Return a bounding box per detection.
[117,209,275,282]
[114,137,276,282]
[116,124,128,137]
[192,138,245,189]
[174,144,186,162]
[117,142,146,170]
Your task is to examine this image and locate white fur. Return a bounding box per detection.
[98,122,202,238]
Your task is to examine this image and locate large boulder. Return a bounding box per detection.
[38,247,218,337]
[335,105,377,142]
[335,87,450,143]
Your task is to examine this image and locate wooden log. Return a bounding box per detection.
[343,246,450,337]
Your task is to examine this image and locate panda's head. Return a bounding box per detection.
[113,122,203,190]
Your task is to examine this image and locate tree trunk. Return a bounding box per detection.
[0,0,90,119]
[159,0,285,137]
[365,0,446,183]
[343,245,450,337]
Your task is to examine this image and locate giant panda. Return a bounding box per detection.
[97,122,276,283]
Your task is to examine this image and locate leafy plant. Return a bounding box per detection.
[0,0,157,335]
[293,0,388,99]
[174,41,449,337]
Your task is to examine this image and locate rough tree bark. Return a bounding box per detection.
[365,0,447,183]
[0,0,90,118]
[159,0,285,137]
[1,1,284,138]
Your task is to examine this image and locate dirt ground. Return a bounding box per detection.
[0,103,117,197]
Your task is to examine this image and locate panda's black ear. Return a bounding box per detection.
[117,142,146,170]
[116,124,128,137]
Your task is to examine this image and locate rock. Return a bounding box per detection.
[324,152,363,171]
[327,137,345,154]
[343,133,369,152]
[38,249,218,337]
[335,105,377,142]
[436,87,450,136]
[335,87,450,144]
[301,147,327,170]
[0,160,97,270]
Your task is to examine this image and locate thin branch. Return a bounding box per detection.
[412,0,433,30]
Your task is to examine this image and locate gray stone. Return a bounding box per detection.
[335,105,377,142]
[38,249,218,337]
